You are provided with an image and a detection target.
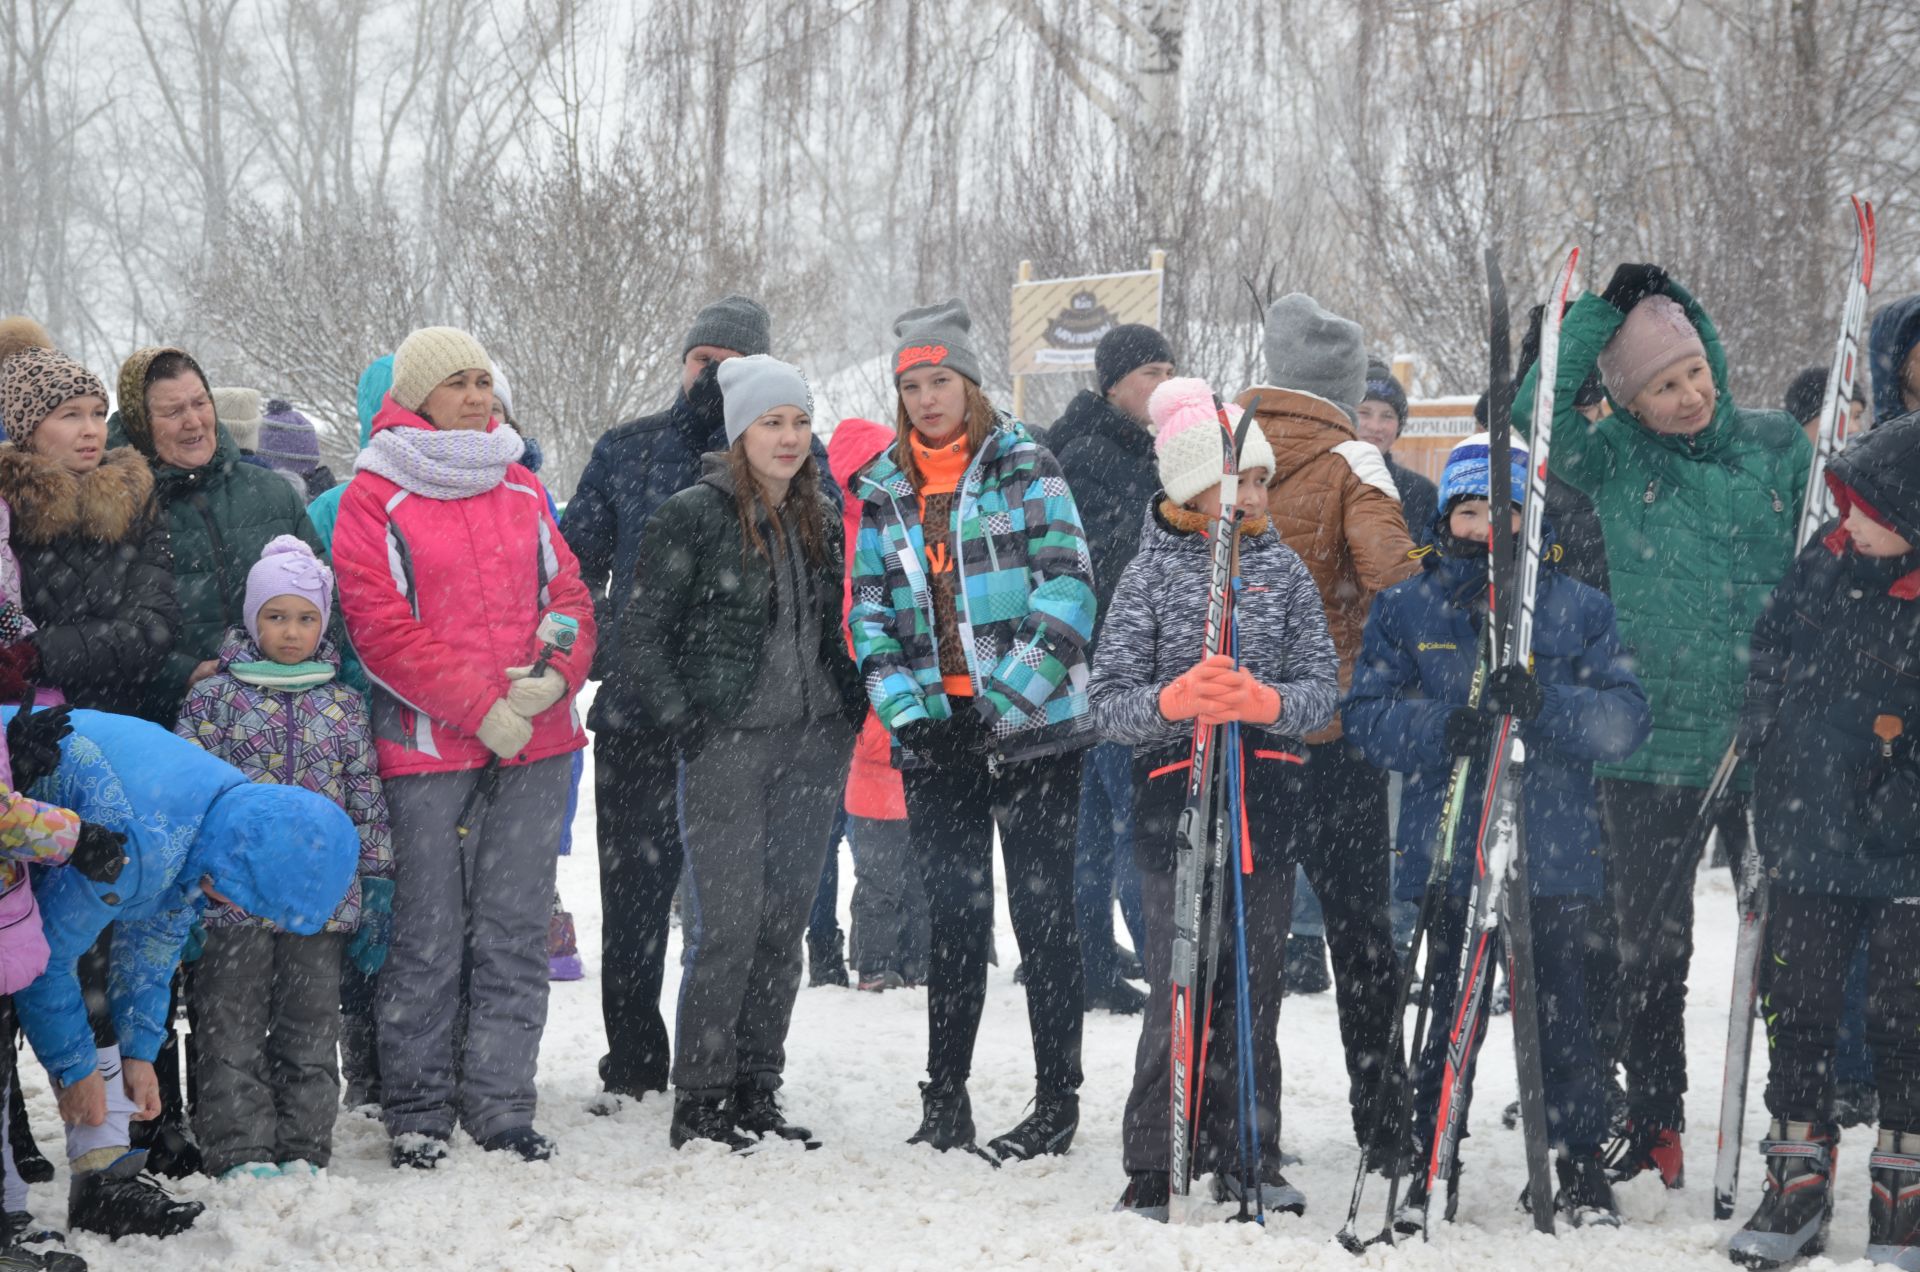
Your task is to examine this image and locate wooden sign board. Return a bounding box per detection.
[1010,268,1164,377]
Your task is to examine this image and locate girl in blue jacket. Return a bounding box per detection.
[1345,433,1650,1230]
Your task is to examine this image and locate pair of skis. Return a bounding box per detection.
[1710,195,1877,1221]
[1167,397,1266,1222]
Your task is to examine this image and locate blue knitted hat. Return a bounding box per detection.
[1439,430,1529,511]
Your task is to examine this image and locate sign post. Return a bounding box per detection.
[1010,250,1167,417]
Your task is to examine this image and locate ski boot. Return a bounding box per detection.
[389,1132,449,1170]
[1868,1129,1920,1270]
[1283,934,1330,996]
[1084,977,1147,1015]
[2,1212,85,1272]
[478,1126,556,1162]
[670,1092,756,1152]
[1393,1160,1461,1236]
[858,969,906,992]
[988,1089,1078,1161]
[908,1080,987,1159]
[1728,1120,1834,1268]
[1522,1151,1619,1228]
[733,1083,820,1149]
[1209,1161,1308,1217]
[1115,1170,1169,1223]
[806,928,850,988]
[67,1153,203,1240]
[1606,1118,1685,1189]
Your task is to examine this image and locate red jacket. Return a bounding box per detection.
[333,401,597,777]
[828,420,906,821]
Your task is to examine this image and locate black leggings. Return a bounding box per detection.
[1764,891,1920,1133]
[903,749,1085,1094]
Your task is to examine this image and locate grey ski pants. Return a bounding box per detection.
[378,757,568,1141]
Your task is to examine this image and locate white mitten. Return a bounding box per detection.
[476,698,535,759]
[503,666,569,718]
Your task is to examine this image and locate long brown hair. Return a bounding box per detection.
[727,443,828,569]
[892,377,998,490]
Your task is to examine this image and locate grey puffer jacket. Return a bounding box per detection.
[1090,498,1339,749]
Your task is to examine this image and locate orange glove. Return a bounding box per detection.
[1219,668,1282,725]
[1158,654,1241,724]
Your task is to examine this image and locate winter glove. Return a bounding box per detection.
[1157,654,1242,724]
[1444,708,1500,759]
[503,665,568,718]
[7,702,72,792]
[1482,665,1544,721]
[475,699,534,760]
[897,709,992,769]
[348,877,395,977]
[179,920,206,966]
[1599,263,1670,314]
[70,822,128,885]
[1217,668,1282,726]
[1733,705,1775,760]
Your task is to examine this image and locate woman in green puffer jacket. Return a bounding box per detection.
[1511,263,1811,1184]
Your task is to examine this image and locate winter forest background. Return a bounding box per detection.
[6,0,1918,498]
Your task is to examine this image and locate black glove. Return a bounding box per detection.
[71,821,128,885]
[1732,706,1773,761]
[1515,303,1547,384]
[1443,708,1499,759]
[1482,665,1545,721]
[898,709,993,769]
[7,703,72,791]
[1599,263,1669,314]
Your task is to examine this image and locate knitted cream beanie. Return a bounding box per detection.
[391,327,492,412]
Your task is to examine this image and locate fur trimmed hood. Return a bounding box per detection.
[0,444,156,546]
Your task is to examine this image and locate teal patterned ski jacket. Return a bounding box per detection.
[850,415,1097,765]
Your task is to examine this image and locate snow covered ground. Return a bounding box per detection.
[26,736,1883,1271]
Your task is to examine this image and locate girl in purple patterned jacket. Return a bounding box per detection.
[174,535,392,1178]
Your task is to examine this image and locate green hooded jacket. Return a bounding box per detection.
[1512,279,1812,788]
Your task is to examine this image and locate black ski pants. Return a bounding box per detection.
[1272,739,1405,1148]
[1764,892,1920,1133]
[903,748,1085,1096]
[593,727,685,1096]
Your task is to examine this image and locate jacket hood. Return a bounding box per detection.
[1828,413,1920,548]
[356,355,394,449]
[827,418,894,491]
[0,444,153,545]
[1048,389,1153,458]
[696,449,738,497]
[191,782,358,936]
[1234,385,1355,485]
[1870,295,1920,424]
[1134,494,1284,560]
[216,628,343,672]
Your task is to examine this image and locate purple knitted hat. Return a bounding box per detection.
[257,398,322,473]
[244,535,333,642]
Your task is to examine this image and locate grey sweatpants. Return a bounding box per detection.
[189,927,346,1172]
[378,757,569,1142]
[847,815,929,979]
[673,720,851,1095]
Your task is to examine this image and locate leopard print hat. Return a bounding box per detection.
[0,346,109,447]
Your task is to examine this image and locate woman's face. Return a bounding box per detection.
[1189,467,1272,522]
[1627,355,1717,436]
[146,373,218,468]
[897,366,969,442]
[421,368,494,431]
[739,406,812,491]
[30,395,109,475]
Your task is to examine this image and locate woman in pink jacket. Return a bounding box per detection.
[331,327,596,1170]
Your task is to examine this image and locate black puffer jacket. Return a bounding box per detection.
[1744,416,1920,897]
[0,445,180,718]
[606,454,864,738]
[1047,389,1158,648]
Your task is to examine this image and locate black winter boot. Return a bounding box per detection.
[1728,1119,1835,1268]
[1115,1170,1169,1222]
[338,1010,381,1110]
[806,929,850,988]
[907,1080,977,1152]
[1554,1151,1620,1228]
[1210,1160,1308,1216]
[1283,935,1330,996]
[1868,1129,1920,1271]
[477,1126,556,1162]
[66,1155,202,1241]
[1084,977,1147,1015]
[126,1113,202,1180]
[732,1085,820,1148]
[1,1212,85,1272]
[670,1092,755,1152]
[388,1132,449,1170]
[989,1090,1078,1161]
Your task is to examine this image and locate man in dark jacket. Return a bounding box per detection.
[1049,323,1172,1014]
[560,296,834,1102]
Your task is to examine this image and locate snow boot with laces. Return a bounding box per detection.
[907,1080,977,1152]
[1553,1151,1620,1228]
[1868,1128,1920,1270]
[670,1092,756,1152]
[1728,1119,1835,1268]
[988,1089,1078,1161]
[733,1084,820,1149]
[66,1153,202,1241]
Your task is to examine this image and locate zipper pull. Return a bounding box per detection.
[1875,714,1904,759]
[1643,479,1657,505]
[1770,489,1784,514]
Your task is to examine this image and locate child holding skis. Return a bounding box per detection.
[1726,416,1920,1271]
[1093,377,1338,1220]
[1344,432,1649,1230]
[174,536,392,1178]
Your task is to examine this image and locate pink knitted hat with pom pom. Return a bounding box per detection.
[1150,377,1277,505]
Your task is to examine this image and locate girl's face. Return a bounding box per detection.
[1628,355,1717,436]
[898,366,969,442]
[1845,504,1915,558]
[256,595,325,665]
[1447,497,1522,544]
[1188,468,1271,522]
[30,395,109,475]
[421,368,494,431]
[739,406,812,491]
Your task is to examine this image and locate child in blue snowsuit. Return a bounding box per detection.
[6,707,357,1242]
[1344,432,1650,1230]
